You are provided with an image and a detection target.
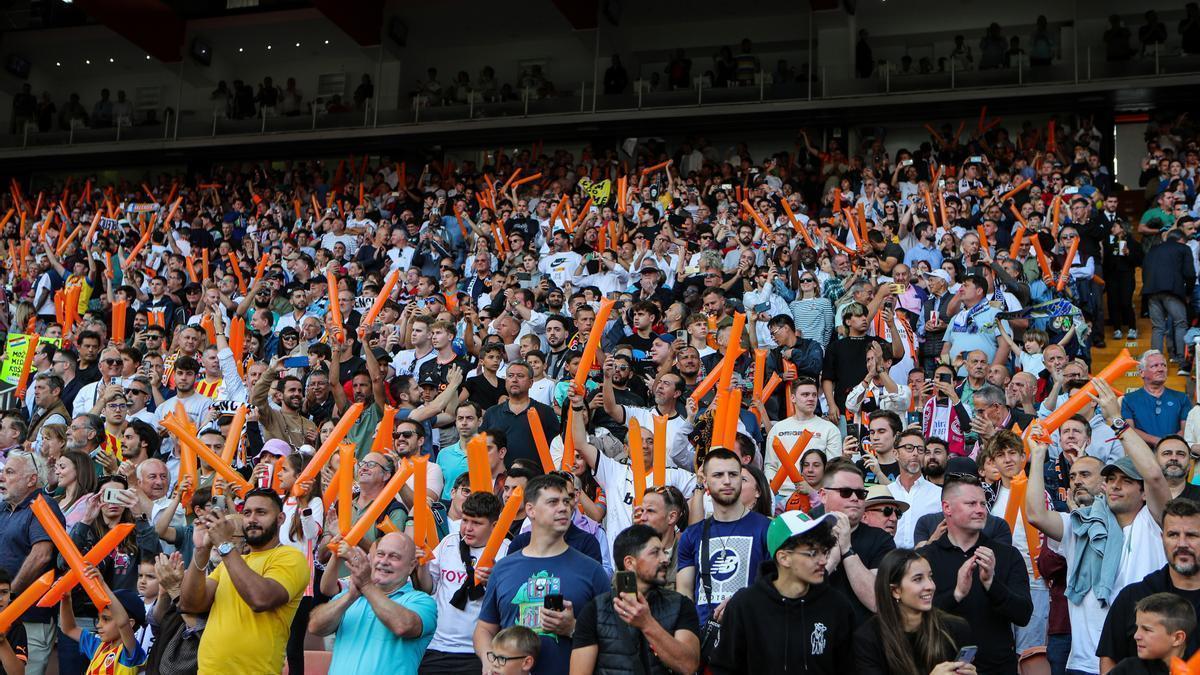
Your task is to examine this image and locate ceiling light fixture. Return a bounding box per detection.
[108,57,114,63]
[295,42,300,47]
[324,39,329,45]
[267,44,272,50]
[85,59,90,64]
[238,47,244,53]
[56,61,61,67]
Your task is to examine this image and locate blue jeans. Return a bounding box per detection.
[1048,633,1071,675]
[1149,292,1188,363]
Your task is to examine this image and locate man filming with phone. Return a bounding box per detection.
[570,524,701,675]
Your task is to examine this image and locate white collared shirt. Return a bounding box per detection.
[888,475,943,548]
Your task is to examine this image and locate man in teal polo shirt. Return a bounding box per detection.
[311,532,438,675]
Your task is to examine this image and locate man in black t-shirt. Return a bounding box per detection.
[815,462,895,624]
[822,302,889,421]
[1097,498,1200,669]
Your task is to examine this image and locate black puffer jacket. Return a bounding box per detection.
[708,563,856,675]
[589,587,692,675]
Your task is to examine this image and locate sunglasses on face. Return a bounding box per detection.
[869,506,901,518]
[103,359,122,366]
[826,487,868,500]
[393,430,418,439]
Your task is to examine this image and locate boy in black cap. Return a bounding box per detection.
[60,564,148,674]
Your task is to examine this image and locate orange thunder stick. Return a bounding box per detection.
[36,524,134,607]
[32,496,110,611]
[290,402,364,496]
[0,572,53,629]
[339,460,414,549]
[1038,350,1138,434]
[1056,236,1081,292]
[571,298,616,394]
[770,431,814,492]
[15,334,38,400]
[338,443,355,533]
[653,415,666,488]
[629,417,647,506]
[641,160,671,176]
[474,487,524,583]
[466,434,493,493]
[1008,225,1027,260]
[526,408,556,474]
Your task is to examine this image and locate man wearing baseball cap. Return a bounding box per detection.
[708,511,856,674]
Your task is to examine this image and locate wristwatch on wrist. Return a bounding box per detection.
[1110,417,1129,437]
[216,542,235,558]
[842,547,858,560]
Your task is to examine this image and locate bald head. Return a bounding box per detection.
[371,532,417,588]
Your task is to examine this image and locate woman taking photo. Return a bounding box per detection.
[854,548,976,675]
[59,474,161,675]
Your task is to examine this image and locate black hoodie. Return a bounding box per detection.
[708,562,856,675]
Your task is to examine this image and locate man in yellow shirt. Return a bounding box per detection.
[180,487,309,675]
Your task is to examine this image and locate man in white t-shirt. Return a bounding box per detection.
[416,491,510,674]
[1024,378,1170,675]
[538,230,582,289]
[568,383,695,553]
[601,359,695,470]
[765,378,843,502]
[390,314,436,378]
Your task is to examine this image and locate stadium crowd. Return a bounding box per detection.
[0,108,1197,675]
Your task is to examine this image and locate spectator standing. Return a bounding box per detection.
[1025,380,1170,675]
[918,474,1033,675]
[570,524,701,675]
[0,451,62,675]
[180,489,310,675]
[853,549,977,675]
[1141,232,1196,372]
[1122,351,1191,446]
[675,449,770,626]
[602,55,628,95]
[473,474,609,675]
[1096,498,1200,667]
[708,511,856,674]
[311,533,437,675]
[10,83,34,134]
[417,491,509,674]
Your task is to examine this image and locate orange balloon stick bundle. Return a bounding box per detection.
[32,496,110,611]
[1036,349,1138,434]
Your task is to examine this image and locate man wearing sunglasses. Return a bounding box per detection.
[818,461,895,624]
[73,346,126,418]
[861,485,908,537]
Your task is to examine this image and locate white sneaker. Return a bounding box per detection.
[1113,329,1123,339]
[1128,329,1138,339]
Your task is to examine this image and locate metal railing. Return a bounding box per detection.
[4,48,1200,152]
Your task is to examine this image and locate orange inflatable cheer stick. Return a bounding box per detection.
[121,230,152,268]
[511,172,543,189]
[0,571,53,631]
[228,252,246,294]
[1008,225,1026,260]
[1056,237,1080,292]
[220,406,247,466]
[689,360,724,405]
[326,270,345,342]
[526,407,556,474]
[363,270,400,326]
[629,417,647,506]
[0,572,53,632]
[770,431,814,493]
[723,387,743,449]
[161,417,254,497]
[760,373,783,401]
[780,199,816,248]
[111,301,128,344]
[474,486,524,583]
[572,298,616,394]
[338,443,355,534]
[975,225,989,253]
[641,160,671,176]
[32,496,110,611]
[752,349,767,402]
[1001,179,1032,202]
[292,402,364,497]
[498,168,522,194]
[341,460,413,549]
[741,200,772,238]
[1030,236,1053,279]
[370,406,397,454]
[36,523,134,607]
[15,334,39,400]
[1038,349,1138,434]
[467,433,493,494]
[653,415,667,488]
[201,248,210,283]
[560,409,577,472]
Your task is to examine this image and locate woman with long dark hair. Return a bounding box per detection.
[854,548,976,675]
[59,474,161,675]
[740,463,773,517]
